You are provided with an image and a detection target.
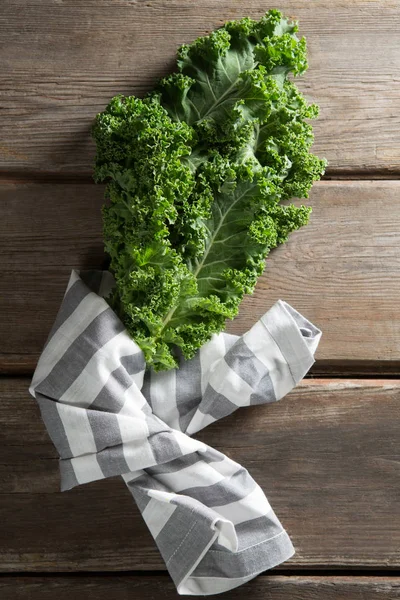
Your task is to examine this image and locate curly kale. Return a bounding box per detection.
[92,9,327,370]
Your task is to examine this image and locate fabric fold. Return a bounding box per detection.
[29,269,321,595]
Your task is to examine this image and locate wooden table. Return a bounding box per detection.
[1,1,400,598]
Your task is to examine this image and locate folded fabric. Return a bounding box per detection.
[29,269,322,595]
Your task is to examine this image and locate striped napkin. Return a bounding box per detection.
[29,269,321,595]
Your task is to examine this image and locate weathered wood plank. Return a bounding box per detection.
[1,0,400,173]
[1,180,400,374]
[0,181,105,375]
[1,576,400,600]
[1,378,399,571]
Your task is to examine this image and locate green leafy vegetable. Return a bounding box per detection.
[92,9,327,371]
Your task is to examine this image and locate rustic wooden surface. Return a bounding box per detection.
[2,0,400,174]
[1,576,400,600]
[1,378,399,571]
[1,0,400,598]
[2,180,400,375]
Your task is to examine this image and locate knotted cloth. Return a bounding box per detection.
[29,269,321,595]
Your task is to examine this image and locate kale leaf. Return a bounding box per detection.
[92,9,327,370]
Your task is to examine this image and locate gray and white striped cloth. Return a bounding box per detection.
[29,269,321,595]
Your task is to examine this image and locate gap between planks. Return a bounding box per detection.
[2,360,400,378]
[1,569,400,576]
[1,171,400,184]
[0,574,400,600]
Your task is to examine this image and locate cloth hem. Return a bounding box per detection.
[260,300,320,384]
[178,528,295,595]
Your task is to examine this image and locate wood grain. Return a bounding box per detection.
[1,378,399,571]
[1,0,400,174]
[1,0,399,594]
[1,180,400,374]
[1,576,400,600]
